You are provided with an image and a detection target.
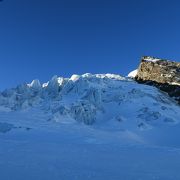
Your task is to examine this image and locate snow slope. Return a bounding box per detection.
[127,69,138,78]
[0,73,180,180]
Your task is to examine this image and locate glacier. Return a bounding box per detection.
[0,73,180,180]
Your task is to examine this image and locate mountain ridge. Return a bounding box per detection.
[0,73,179,130]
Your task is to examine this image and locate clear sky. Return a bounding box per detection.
[0,0,180,90]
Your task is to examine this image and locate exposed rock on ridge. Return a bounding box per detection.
[135,56,180,103]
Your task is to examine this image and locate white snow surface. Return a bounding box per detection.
[0,73,180,180]
[128,69,138,78]
[143,56,161,62]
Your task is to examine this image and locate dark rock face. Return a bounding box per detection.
[135,56,180,103]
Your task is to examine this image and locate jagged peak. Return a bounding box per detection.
[27,79,41,89]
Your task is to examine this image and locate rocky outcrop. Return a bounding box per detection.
[135,56,180,103]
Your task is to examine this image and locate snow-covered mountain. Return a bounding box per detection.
[1,73,180,180]
[0,73,179,129]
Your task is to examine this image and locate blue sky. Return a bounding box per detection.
[0,0,180,90]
